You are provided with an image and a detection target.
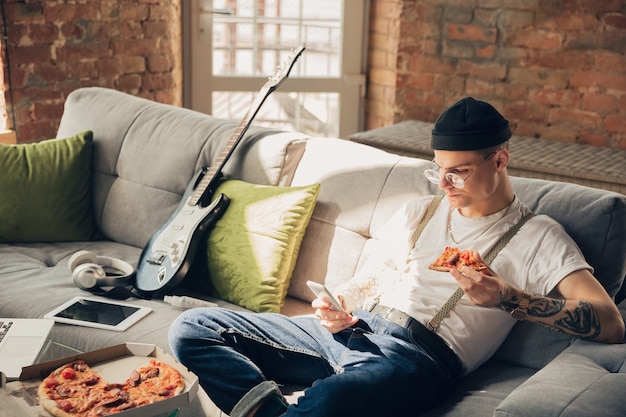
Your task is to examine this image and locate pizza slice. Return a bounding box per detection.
[125,359,186,406]
[38,359,185,417]
[38,360,107,417]
[429,246,488,272]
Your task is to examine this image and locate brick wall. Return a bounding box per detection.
[368,0,626,149]
[2,1,625,148]
[1,0,181,143]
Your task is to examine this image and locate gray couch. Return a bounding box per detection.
[1,87,625,417]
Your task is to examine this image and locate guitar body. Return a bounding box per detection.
[135,171,230,294]
[134,45,305,295]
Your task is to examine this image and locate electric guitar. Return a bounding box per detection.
[135,45,306,295]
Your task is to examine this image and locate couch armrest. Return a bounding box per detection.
[495,340,626,417]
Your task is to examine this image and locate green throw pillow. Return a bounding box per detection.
[188,179,320,313]
[0,131,97,242]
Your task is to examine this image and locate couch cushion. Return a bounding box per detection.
[286,139,625,304]
[492,321,574,369]
[56,87,309,249]
[422,361,536,417]
[0,241,248,355]
[0,131,97,243]
[490,179,626,370]
[286,138,439,302]
[286,138,625,372]
[495,339,626,417]
[510,177,626,298]
[185,179,320,313]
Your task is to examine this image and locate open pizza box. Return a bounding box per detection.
[0,342,198,417]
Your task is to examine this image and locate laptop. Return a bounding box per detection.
[0,318,54,380]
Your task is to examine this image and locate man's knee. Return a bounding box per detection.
[168,311,192,360]
[168,309,218,362]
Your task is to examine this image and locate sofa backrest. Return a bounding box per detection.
[286,138,438,299]
[287,137,626,306]
[286,137,626,369]
[57,87,308,248]
[56,88,625,370]
[509,176,626,300]
[56,87,626,308]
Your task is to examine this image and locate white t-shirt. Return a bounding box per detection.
[348,195,591,374]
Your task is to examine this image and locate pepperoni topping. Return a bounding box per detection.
[56,399,73,412]
[44,378,60,388]
[61,367,77,380]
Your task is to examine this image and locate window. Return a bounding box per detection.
[183,0,368,138]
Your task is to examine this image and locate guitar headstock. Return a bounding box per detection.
[266,45,305,91]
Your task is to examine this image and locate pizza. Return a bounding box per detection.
[37,359,184,417]
[429,246,489,272]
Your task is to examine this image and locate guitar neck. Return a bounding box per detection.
[188,86,271,206]
[187,45,305,207]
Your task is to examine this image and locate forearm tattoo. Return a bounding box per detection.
[500,292,601,339]
[554,301,601,339]
[528,298,565,317]
[499,287,517,311]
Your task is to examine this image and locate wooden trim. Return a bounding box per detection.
[0,130,16,144]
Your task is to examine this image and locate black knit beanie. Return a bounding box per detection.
[430,97,511,151]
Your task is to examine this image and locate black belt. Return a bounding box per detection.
[369,304,462,379]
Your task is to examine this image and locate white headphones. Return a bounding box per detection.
[68,250,135,291]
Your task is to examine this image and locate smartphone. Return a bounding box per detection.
[306,280,346,312]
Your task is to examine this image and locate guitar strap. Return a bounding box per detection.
[409,194,535,331]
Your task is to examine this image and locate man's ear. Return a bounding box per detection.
[495,149,509,171]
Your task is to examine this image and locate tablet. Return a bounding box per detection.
[44,296,152,331]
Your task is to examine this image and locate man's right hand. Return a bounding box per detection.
[312,296,359,333]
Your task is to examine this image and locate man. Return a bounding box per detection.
[169,97,624,417]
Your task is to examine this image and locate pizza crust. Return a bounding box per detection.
[38,394,73,417]
[428,265,455,272]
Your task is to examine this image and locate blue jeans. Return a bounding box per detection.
[168,307,456,417]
